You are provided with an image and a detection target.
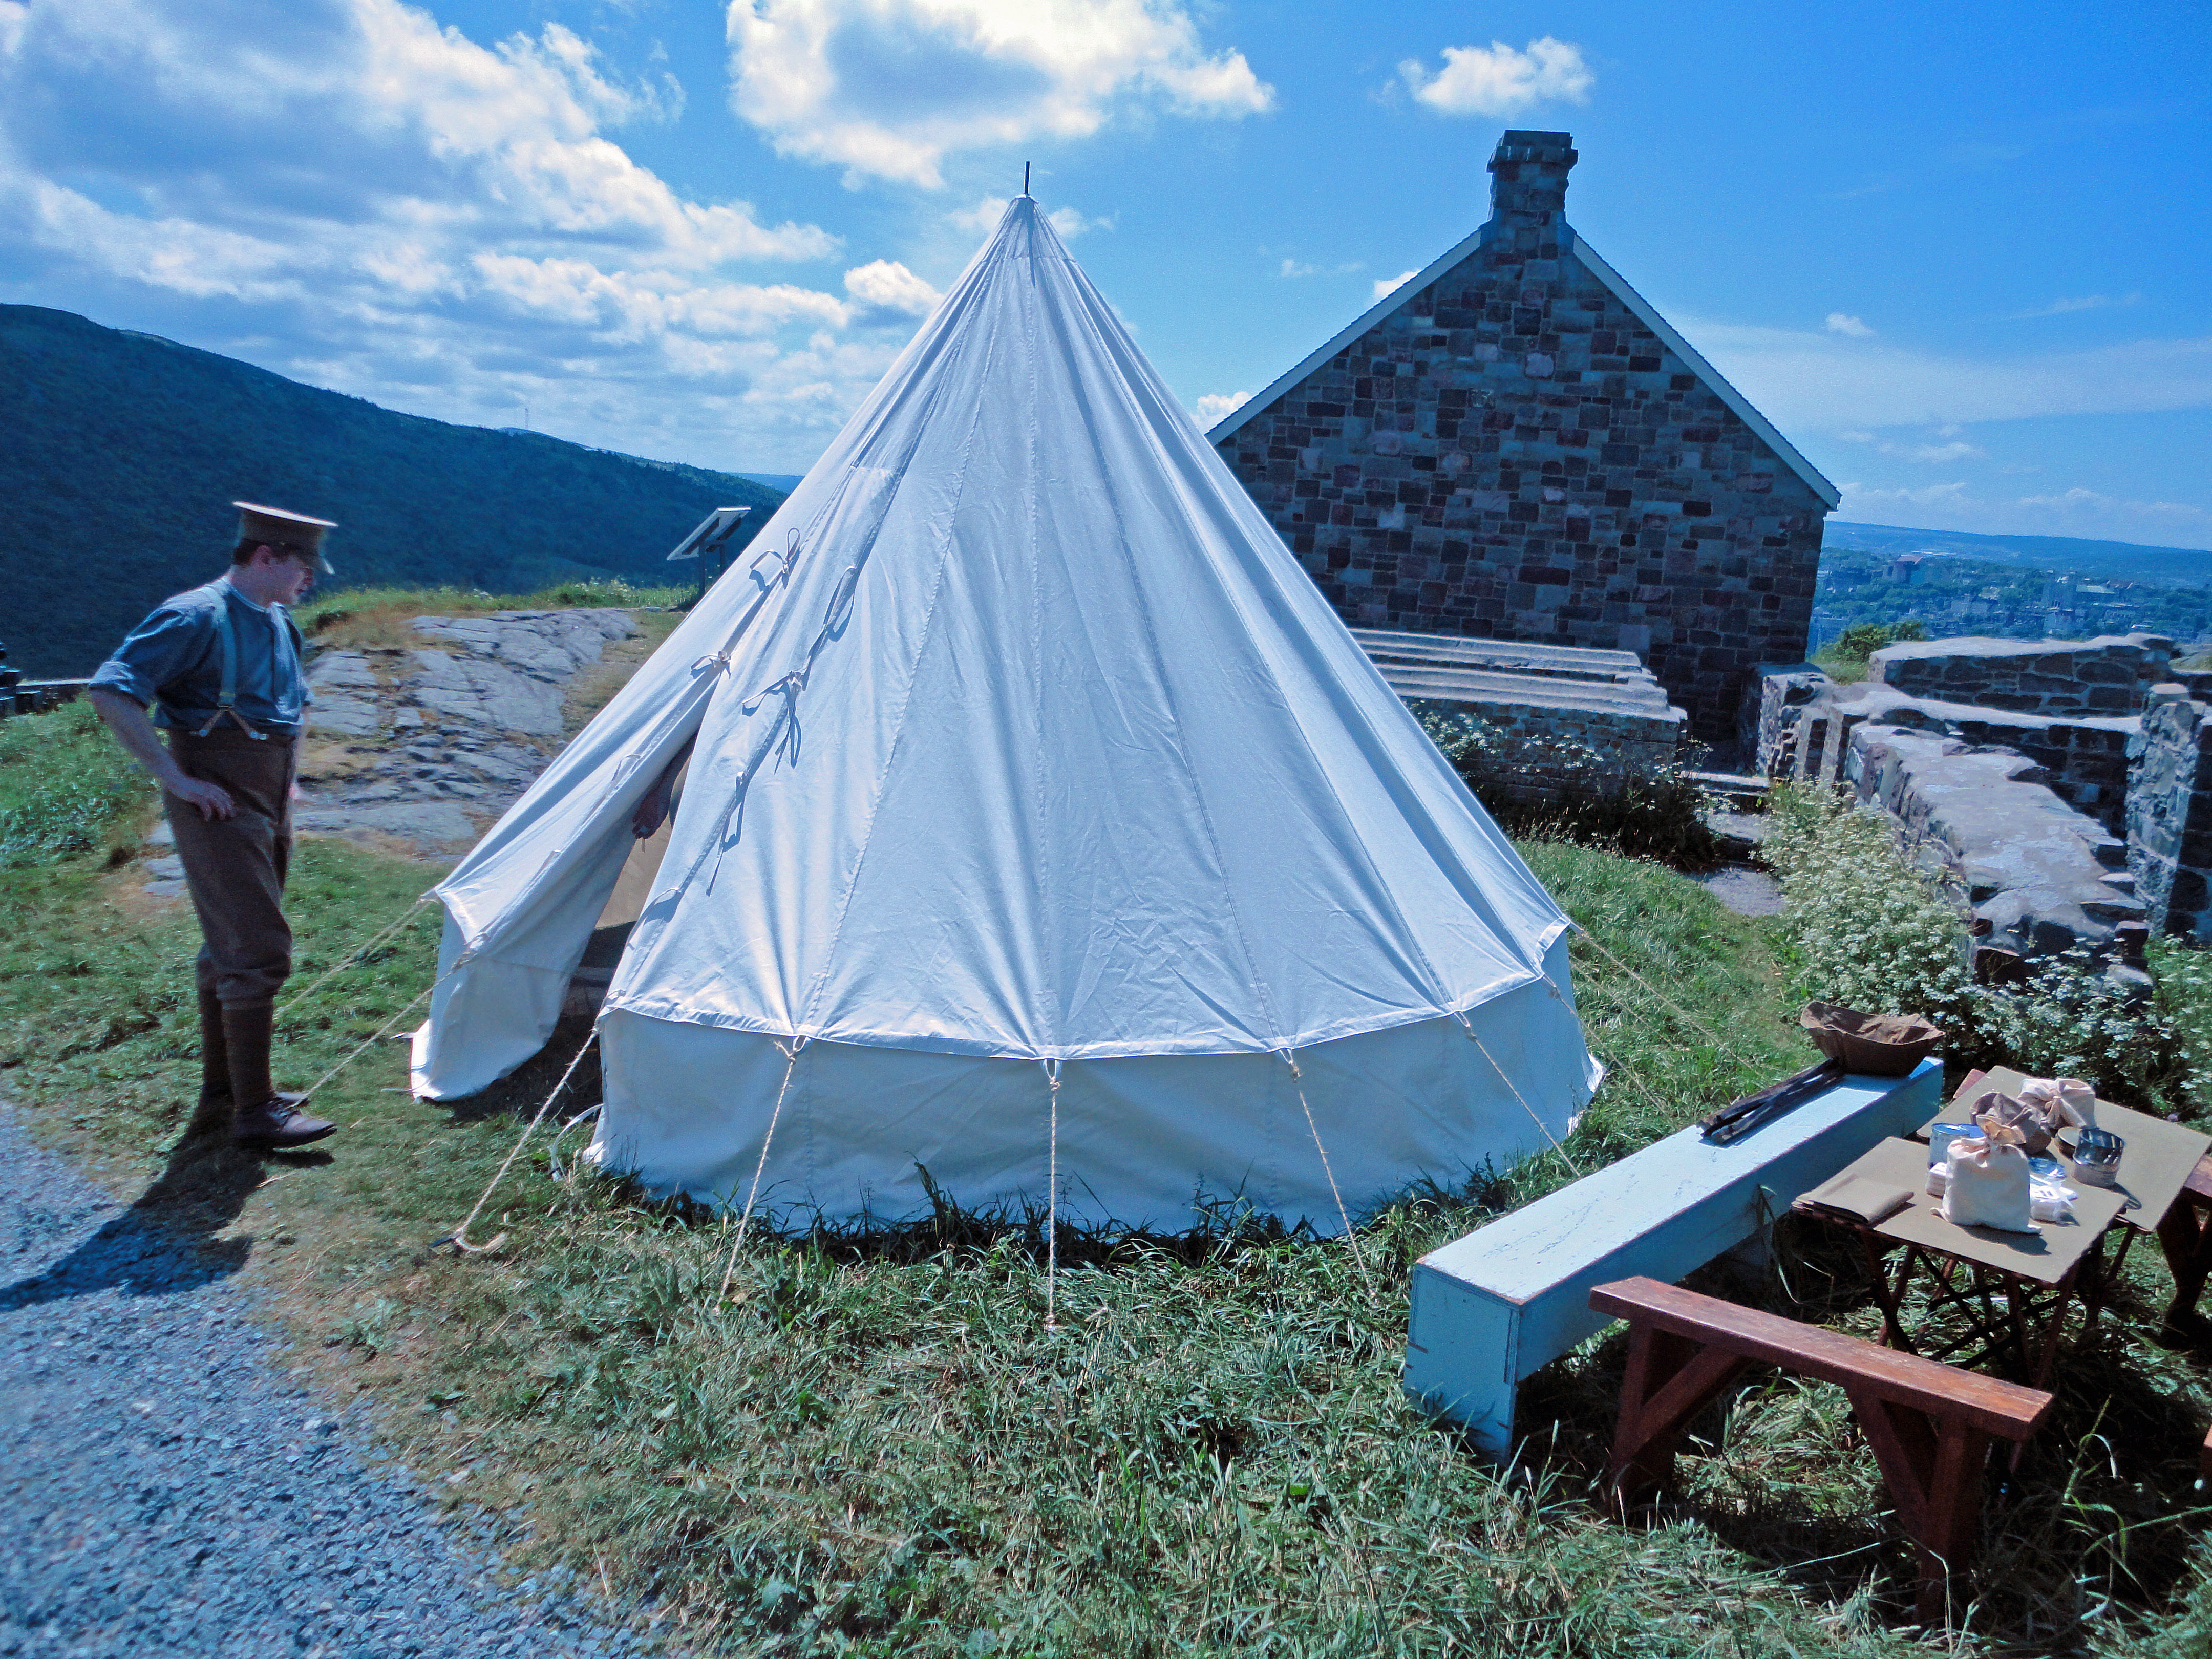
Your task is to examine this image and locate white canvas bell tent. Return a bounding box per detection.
[410,194,1602,1232]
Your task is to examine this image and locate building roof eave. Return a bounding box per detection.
[1206,221,1842,514]
[1205,225,1493,448]
[1567,232,1841,510]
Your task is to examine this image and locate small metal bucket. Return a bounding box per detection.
[2072,1127,2124,1187]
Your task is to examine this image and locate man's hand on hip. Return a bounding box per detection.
[88,689,236,820]
[171,776,236,820]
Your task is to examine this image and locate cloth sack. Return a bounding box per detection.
[2057,1078,2098,1131]
[1943,1115,2037,1233]
[2016,1074,2098,1137]
[1969,1088,2054,1156]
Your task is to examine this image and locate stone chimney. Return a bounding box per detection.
[1486,130,1576,253]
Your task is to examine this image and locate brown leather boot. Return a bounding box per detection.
[222,1001,335,1150]
[198,985,230,1102]
[185,985,235,1139]
[232,1094,336,1151]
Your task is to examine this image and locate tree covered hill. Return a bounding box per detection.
[2,304,786,677]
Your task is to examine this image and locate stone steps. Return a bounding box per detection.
[1352,629,1647,679]
[1375,664,1682,726]
[1352,626,1685,731]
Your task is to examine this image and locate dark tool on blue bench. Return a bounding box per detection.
[1700,1058,1846,1145]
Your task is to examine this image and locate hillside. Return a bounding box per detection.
[0,305,786,677]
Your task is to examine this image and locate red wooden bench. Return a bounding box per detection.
[1590,1276,2053,1624]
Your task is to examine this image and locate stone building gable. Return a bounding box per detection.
[1213,130,1839,748]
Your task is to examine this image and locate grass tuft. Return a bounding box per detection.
[0,699,156,868]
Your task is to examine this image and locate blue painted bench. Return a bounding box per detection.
[1403,1058,1942,1458]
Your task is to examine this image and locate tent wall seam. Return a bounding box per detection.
[1056,284,1287,1055]
[603,211,1019,1015]
[1069,256,1568,986]
[1022,239,1062,1064]
[783,276,1007,1045]
[1099,303,1504,1023]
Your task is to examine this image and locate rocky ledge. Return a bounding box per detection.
[292,609,640,859]
[140,608,642,892]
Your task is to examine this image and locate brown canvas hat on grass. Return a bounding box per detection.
[233,500,336,573]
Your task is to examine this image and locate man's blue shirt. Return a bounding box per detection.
[90,579,307,736]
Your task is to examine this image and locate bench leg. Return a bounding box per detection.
[1846,1385,1993,1627]
[1605,1323,1753,1509]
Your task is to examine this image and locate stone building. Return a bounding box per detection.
[1211,130,1839,747]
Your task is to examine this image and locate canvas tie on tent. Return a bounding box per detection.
[409,192,1605,1238]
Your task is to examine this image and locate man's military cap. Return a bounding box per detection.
[233,501,337,574]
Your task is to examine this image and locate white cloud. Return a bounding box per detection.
[1280,257,1314,279]
[1683,318,2212,431]
[1838,480,2212,546]
[1196,390,1249,427]
[1825,312,1875,337]
[842,258,942,320]
[1397,38,1591,117]
[727,0,1274,189]
[0,0,933,466]
[1373,268,1417,302]
[1044,205,1112,238]
[946,195,1110,238]
[2009,293,2139,321]
[1833,429,1986,464]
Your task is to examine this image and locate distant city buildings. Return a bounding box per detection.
[1811,546,2211,656]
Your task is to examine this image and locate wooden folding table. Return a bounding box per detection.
[1940,1067,2212,1346]
[1796,1136,2130,1391]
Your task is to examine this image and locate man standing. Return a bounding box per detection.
[88,503,341,1151]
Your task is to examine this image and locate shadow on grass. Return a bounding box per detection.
[1508,1217,2212,1642]
[0,1098,330,1310]
[435,1013,603,1129]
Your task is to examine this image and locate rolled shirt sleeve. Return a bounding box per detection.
[89,601,219,713]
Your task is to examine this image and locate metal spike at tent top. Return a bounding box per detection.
[1024,161,1030,197]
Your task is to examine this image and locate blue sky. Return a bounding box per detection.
[3,0,2207,548]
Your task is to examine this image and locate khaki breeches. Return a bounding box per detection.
[166,726,297,1008]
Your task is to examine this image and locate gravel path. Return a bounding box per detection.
[1695,864,1786,918]
[0,1105,651,1658]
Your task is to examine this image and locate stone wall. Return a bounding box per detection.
[1868,633,2173,717]
[1796,680,2137,834]
[1745,662,1830,776]
[1845,722,2142,961]
[2127,688,2212,943]
[1215,130,1833,749]
[1412,697,1682,811]
[0,637,86,719]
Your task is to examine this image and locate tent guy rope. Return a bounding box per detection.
[273,892,432,1025]
[1451,1011,1584,1178]
[1044,1058,1062,1330]
[1568,925,1746,1064]
[1279,1051,1370,1283]
[718,1035,808,1301]
[448,1030,599,1256]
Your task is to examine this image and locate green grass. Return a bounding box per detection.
[5,710,2212,1655]
[0,698,152,868]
